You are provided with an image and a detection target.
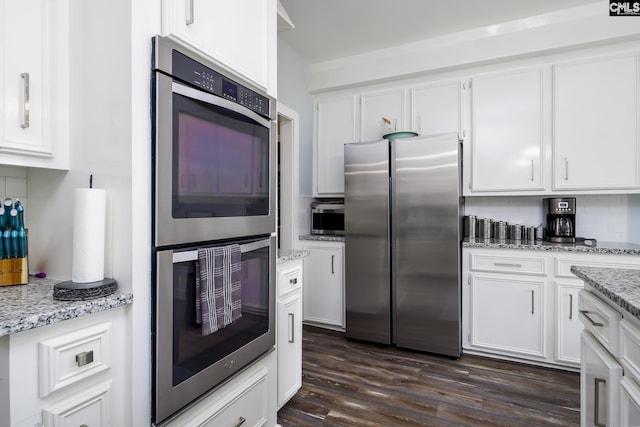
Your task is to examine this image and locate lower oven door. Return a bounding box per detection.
[154,235,276,424]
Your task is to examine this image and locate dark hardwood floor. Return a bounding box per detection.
[277,326,580,426]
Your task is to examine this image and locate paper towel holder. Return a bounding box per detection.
[53,278,117,301]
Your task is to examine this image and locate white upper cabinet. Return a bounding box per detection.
[471,68,545,192]
[360,88,406,141]
[410,81,461,138]
[0,0,69,169]
[553,54,639,190]
[314,95,357,196]
[161,0,277,94]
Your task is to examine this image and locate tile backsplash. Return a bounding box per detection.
[0,166,27,207]
[464,194,637,244]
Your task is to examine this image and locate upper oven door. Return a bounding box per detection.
[154,72,276,248]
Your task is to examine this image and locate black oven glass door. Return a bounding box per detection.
[154,235,276,424]
[173,91,269,218]
[154,74,276,247]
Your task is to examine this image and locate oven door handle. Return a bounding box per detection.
[172,81,272,129]
[173,239,270,263]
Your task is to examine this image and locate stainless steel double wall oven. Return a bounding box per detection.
[151,36,277,425]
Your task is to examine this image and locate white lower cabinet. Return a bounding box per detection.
[621,377,640,426]
[163,363,272,427]
[581,330,622,427]
[556,281,583,365]
[301,241,345,329]
[0,307,127,427]
[469,273,545,358]
[276,259,303,408]
[463,248,640,369]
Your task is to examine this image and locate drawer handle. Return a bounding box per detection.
[235,416,247,427]
[580,310,604,327]
[289,277,298,285]
[21,72,30,129]
[594,377,606,427]
[331,255,335,274]
[186,0,194,25]
[569,294,573,320]
[288,313,295,343]
[530,290,535,315]
[494,262,522,268]
[75,350,94,367]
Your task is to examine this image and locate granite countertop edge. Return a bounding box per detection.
[277,249,311,264]
[571,266,640,320]
[0,277,133,337]
[462,239,640,255]
[299,234,345,242]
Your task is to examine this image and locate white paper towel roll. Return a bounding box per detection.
[71,188,106,283]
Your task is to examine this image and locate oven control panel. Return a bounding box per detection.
[172,50,270,119]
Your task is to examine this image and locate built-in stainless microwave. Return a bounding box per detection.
[152,36,276,248]
[311,201,344,235]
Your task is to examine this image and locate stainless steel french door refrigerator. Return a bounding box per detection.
[344,132,461,357]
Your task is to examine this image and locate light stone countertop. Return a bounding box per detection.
[299,234,345,243]
[463,238,640,255]
[277,249,310,264]
[0,276,133,336]
[571,266,640,320]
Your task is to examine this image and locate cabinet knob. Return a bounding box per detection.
[75,350,94,367]
[234,416,247,427]
[289,277,297,285]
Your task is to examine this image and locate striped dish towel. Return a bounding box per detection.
[198,244,242,335]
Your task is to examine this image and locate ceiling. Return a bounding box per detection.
[278,0,600,64]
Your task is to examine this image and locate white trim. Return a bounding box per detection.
[307,2,640,92]
[277,103,300,250]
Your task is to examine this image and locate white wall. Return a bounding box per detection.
[277,39,314,197]
[465,195,636,244]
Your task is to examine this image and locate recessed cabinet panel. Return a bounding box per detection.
[410,81,461,137]
[0,0,69,169]
[360,89,406,141]
[302,242,344,328]
[556,282,583,366]
[554,54,639,190]
[38,322,111,397]
[580,331,622,427]
[315,96,357,195]
[161,0,273,91]
[470,274,545,358]
[42,380,111,427]
[471,68,545,192]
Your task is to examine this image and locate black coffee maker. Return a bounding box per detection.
[544,197,576,243]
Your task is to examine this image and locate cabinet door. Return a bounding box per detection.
[42,380,111,427]
[277,294,302,408]
[360,88,406,140]
[161,0,275,91]
[554,55,639,190]
[470,273,545,358]
[1,0,68,169]
[314,96,357,195]
[410,81,460,137]
[302,243,344,328]
[621,377,640,427]
[471,68,545,192]
[556,281,583,366]
[581,330,622,427]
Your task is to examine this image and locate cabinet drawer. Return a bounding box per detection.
[579,290,621,357]
[469,253,546,276]
[278,263,302,298]
[621,318,640,384]
[556,256,640,278]
[169,366,269,427]
[42,380,111,426]
[38,322,111,397]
